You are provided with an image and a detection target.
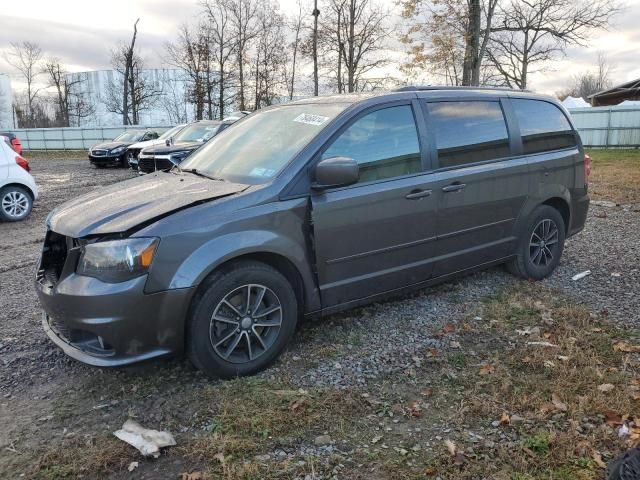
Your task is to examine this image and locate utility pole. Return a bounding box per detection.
[312,0,319,96]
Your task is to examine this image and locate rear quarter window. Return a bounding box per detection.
[511,99,576,154]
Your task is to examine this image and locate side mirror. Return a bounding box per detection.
[312,156,359,190]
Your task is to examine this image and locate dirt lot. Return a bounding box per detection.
[1,152,639,479]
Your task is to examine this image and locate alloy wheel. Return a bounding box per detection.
[209,283,283,364]
[1,190,29,219]
[529,219,559,267]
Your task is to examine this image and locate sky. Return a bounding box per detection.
[1,0,640,96]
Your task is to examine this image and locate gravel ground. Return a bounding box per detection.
[0,158,638,477]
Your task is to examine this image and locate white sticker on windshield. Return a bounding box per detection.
[293,113,329,126]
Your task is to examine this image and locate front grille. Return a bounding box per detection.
[138,156,173,173]
[37,231,70,286]
[91,149,108,157]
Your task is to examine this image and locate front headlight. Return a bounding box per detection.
[111,146,126,155]
[77,237,159,283]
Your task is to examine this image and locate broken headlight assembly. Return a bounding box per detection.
[76,237,159,283]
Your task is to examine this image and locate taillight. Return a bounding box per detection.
[15,155,30,172]
[583,154,591,183]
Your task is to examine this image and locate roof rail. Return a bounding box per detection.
[394,85,527,93]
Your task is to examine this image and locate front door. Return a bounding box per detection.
[425,100,530,277]
[310,103,439,308]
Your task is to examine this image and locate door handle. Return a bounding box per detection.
[442,183,466,193]
[405,189,432,200]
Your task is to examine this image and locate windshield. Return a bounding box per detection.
[159,125,184,140]
[181,104,348,184]
[175,123,221,143]
[114,131,145,142]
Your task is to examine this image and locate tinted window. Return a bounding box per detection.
[428,101,510,168]
[512,99,576,154]
[322,105,421,183]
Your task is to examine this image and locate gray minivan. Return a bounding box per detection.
[35,87,590,377]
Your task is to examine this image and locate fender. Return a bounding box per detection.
[513,183,572,236]
[166,229,321,312]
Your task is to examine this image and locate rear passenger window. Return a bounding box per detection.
[322,105,421,183]
[428,101,510,168]
[512,99,576,154]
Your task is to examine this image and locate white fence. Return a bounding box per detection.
[5,125,171,151]
[568,106,640,148]
[6,105,640,150]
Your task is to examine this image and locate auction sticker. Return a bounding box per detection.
[293,113,329,126]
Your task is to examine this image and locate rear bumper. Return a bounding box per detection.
[36,272,195,367]
[569,192,590,237]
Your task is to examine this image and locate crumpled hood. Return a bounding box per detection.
[47,172,249,237]
[91,141,132,151]
[128,138,164,150]
[143,141,201,155]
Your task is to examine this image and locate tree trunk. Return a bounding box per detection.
[347,0,355,92]
[462,0,480,86]
[313,0,319,96]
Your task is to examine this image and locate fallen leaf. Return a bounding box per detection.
[407,401,423,418]
[592,451,607,469]
[213,453,225,465]
[552,393,568,412]
[444,439,457,457]
[613,342,640,353]
[442,323,456,334]
[604,411,623,425]
[181,472,206,480]
[544,360,556,368]
[500,413,510,425]
[128,461,139,472]
[557,355,570,362]
[289,397,307,412]
[598,383,615,393]
[371,435,382,444]
[421,388,433,397]
[424,467,436,475]
[479,364,496,375]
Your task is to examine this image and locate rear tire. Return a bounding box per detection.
[507,205,566,280]
[0,186,33,222]
[187,260,298,378]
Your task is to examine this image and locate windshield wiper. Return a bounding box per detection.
[181,168,225,181]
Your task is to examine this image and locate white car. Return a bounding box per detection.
[127,124,186,170]
[0,136,38,222]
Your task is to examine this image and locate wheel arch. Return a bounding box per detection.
[1,182,36,200]
[541,196,571,233]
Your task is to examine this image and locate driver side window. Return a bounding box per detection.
[322,105,422,184]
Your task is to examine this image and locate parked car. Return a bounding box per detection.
[36,87,589,378]
[88,130,159,168]
[137,116,245,174]
[0,132,24,155]
[127,124,186,171]
[0,136,38,222]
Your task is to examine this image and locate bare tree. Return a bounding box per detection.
[399,0,498,87]
[202,0,237,119]
[122,19,140,125]
[3,41,43,125]
[43,58,94,127]
[488,0,620,89]
[226,0,261,111]
[558,52,612,100]
[283,0,304,100]
[319,0,390,93]
[253,6,287,108]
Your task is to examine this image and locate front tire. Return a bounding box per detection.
[187,260,298,378]
[0,186,33,222]
[508,205,566,280]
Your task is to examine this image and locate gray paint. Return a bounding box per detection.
[35,87,590,367]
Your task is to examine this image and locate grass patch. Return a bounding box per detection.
[586,148,640,203]
[24,150,87,160]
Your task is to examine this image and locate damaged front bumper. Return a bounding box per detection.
[35,231,195,367]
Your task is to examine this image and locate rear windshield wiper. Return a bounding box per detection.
[181,168,225,181]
